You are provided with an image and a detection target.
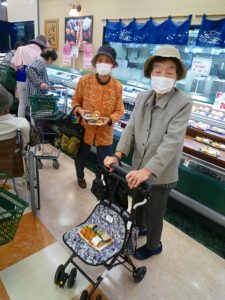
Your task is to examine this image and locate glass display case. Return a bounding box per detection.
[109,28,225,106]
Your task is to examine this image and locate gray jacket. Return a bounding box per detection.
[116,88,192,184]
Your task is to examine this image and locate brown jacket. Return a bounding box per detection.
[72,74,124,146]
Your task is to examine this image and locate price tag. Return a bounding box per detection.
[106,214,113,223]
[213,92,225,112]
[191,57,212,77]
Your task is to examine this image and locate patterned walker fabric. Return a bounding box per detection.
[64,202,127,266]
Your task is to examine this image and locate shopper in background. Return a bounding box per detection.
[0,83,30,146]
[26,48,58,104]
[11,35,48,118]
[72,45,124,189]
[1,41,25,67]
[104,45,192,260]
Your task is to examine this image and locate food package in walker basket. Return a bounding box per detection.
[79,224,113,250]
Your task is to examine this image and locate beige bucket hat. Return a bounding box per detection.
[144,45,187,80]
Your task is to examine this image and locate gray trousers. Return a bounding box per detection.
[132,186,171,250]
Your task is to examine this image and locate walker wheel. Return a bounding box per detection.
[54,264,64,285]
[67,268,77,288]
[53,160,60,169]
[133,266,147,283]
[80,289,89,300]
[37,159,43,169]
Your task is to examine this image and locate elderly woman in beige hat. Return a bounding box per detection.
[104,45,192,260]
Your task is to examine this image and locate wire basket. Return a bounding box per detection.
[0,188,28,245]
[30,95,60,119]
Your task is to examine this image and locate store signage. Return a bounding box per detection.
[62,43,71,66]
[71,46,79,59]
[191,57,212,76]
[83,44,93,69]
[213,92,225,112]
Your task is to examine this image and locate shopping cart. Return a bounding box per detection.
[0,183,28,245]
[54,164,152,300]
[0,129,40,214]
[29,89,67,169]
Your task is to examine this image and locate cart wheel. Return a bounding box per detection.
[53,160,60,169]
[37,159,43,169]
[67,268,77,288]
[54,264,64,285]
[80,289,89,300]
[96,295,102,300]
[133,266,147,283]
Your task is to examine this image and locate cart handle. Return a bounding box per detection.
[110,163,152,194]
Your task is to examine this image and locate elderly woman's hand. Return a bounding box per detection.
[40,82,49,90]
[77,108,90,118]
[126,168,152,189]
[99,117,111,126]
[104,155,118,168]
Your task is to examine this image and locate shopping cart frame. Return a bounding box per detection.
[29,87,68,169]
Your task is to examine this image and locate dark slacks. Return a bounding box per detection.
[75,142,113,179]
[132,186,171,250]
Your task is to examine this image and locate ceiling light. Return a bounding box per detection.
[1,0,8,6]
[68,3,81,17]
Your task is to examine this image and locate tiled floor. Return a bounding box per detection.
[0,150,225,300]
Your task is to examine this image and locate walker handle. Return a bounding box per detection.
[110,163,152,194]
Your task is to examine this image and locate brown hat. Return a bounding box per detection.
[92,45,118,67]
[144,45,187,80]
[0,83,14,111]
[29,35,48,48]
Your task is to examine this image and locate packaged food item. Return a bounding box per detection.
[200,146,220,157]
[83,111,100,120]
[79,224,113,249]
[88,119,104,125]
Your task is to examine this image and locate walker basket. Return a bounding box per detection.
[0,188,28,245]
[30,95,59,118]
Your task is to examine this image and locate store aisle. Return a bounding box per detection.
[0,151,225,300]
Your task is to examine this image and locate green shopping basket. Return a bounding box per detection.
[0,188,28,245]
[29,94,60,119]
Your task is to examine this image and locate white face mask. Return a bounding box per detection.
[151,76,175,94]
[96,63,112,76]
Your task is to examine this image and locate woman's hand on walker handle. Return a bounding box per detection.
[126,168,152,189]
[104,155,120,172]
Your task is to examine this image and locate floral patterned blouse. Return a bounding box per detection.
[72,74,124,146]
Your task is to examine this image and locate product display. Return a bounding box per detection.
[194,136,225,150]
[199,146,220,157]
